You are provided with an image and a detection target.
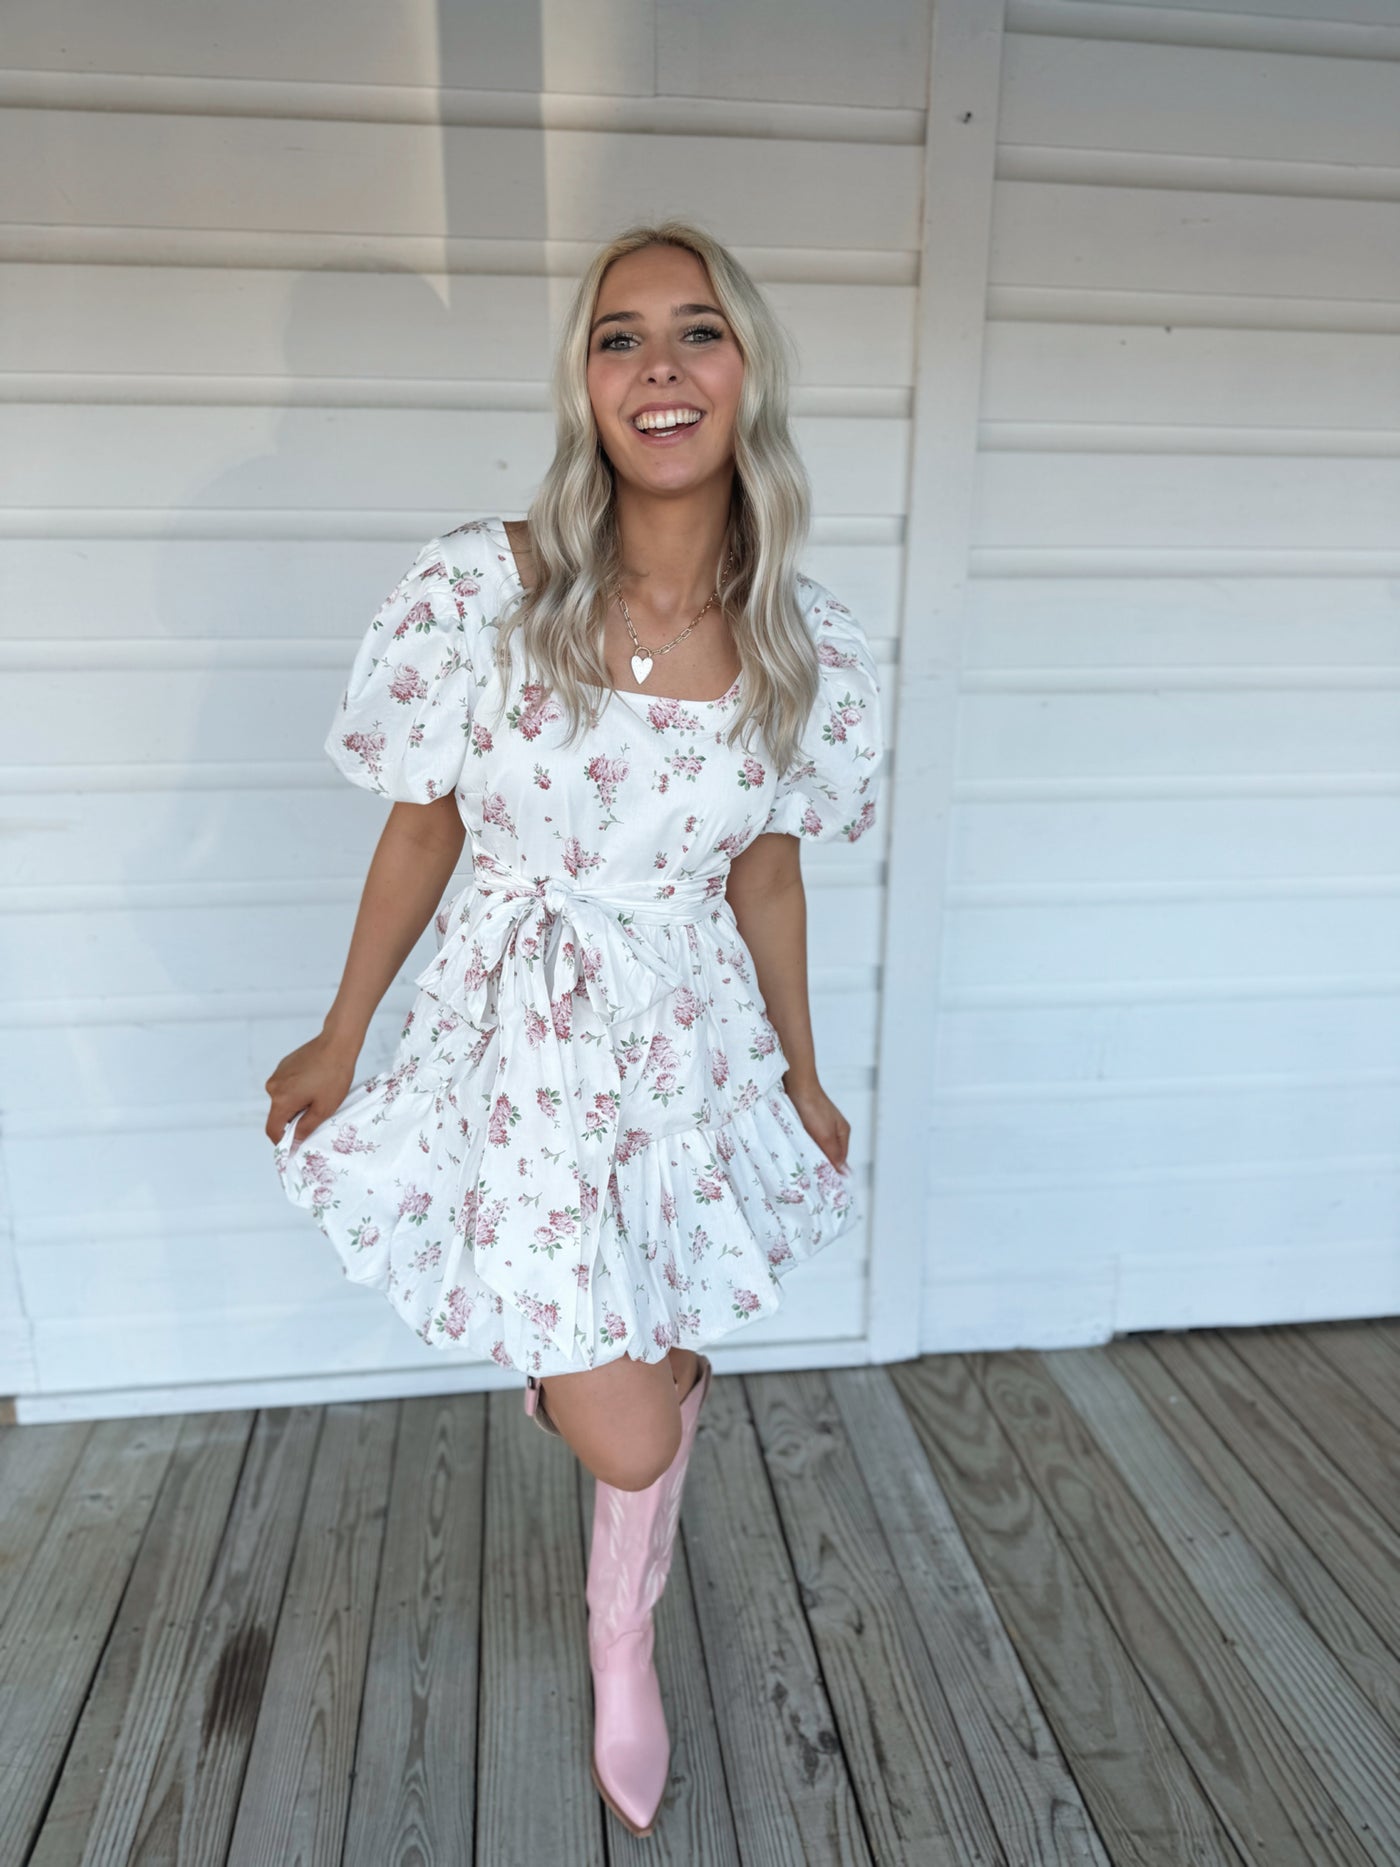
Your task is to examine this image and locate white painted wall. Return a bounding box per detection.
[892,0,1400,1354]
[4,0,1397,1421]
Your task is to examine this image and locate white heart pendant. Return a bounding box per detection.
[629,651,654,685]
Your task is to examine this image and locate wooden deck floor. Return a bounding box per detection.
[2,1318,1397,1865]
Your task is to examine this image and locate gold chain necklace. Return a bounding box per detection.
[613,551,733,686]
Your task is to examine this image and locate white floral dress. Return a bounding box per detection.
[273,515,883,1376]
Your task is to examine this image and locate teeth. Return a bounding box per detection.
[633,409,703,432]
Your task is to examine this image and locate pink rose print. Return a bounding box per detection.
[522,1293,562,1335]
[490,1340,514,1368]
[585,753,630,808]
[822,693,864,747]
[660,1189,678,1225]
[296,1142,337,1217]
[817,636,860,670]
[670,986,703,1030]
[487,1093,520,1145]
[508,681,564,740]
[601,1310,628,1347]
[799,802,824,838]
[388,663,429,706]
[695,1170,726,1205]
[575,1261,591,1289]
[436,1286,473,1339]
[750,1025,778,1060]
[732,1288,762,1317]
[523,1006,550,1048]
[768,1238,794,1267]
[533,762,552,788]
[482,791,517,835]
[615,1126,652,1164]
[470,721,493,757]
[710,1051,730,1089]
[738,754,766,790]
[331,1124,375,1155]
[667,750,705,782]
[341,728,386,780]
[350,1221,380,1255]
[536,1085,562,1119]
[642,1034,683,1102]
[532,1207,579,1259]
[562,836,603,879]
[398,1186,432,1224]
[653,1318,680,1352]
[452,574,481,603]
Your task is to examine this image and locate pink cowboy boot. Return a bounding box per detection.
[586,1353,713,1837]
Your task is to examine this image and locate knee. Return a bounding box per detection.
[593,1419,681,1492]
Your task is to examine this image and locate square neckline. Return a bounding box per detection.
[483,515,744,711]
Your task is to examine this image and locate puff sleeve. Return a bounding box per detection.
[761,582,884,843]
[323,536,483,803]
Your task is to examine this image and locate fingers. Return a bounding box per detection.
[265,1098,312,1147]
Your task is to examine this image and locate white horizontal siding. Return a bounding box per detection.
[916,0,1400,1351]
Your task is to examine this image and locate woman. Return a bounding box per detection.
[265,220,883,1837]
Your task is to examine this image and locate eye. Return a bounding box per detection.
[596,323,727,352]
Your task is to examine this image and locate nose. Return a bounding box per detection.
[645,351,680,383]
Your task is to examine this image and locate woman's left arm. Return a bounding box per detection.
[725,832,852,1175]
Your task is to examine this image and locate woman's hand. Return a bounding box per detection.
[784,1075,853,1175]
[264,1030,360,1151]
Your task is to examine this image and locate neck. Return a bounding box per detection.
[612,479,734,617]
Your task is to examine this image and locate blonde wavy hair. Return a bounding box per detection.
[486,219,819,778]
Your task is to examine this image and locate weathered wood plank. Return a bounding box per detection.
[0,1413,182,1860]
[28,1411,254,1867]
[342,1394,486,1867]
[680,1374,872,1866]
[0,1419,92,1628]
[1304,1319,1400,1429]
[973,1349,1374,1867]
[747,1367,1008,1864]
[223,1401,397,1867]
[122,1405,323,1867]
[1047,1346,1400,1848]
[1223,1328,1400,1538]
[834,1366,1112,1866]
[888,1354,1241,1867]
[1145,1330,1400,1666]
[475,1390,602,1866]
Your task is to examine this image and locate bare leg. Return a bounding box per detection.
[537,1352,685,1491]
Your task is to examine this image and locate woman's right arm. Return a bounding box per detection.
[264,794,466,1148]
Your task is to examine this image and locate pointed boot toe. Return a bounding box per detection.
[590,1636,669,1835]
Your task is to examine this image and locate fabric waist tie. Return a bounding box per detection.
[408,854,726,1363]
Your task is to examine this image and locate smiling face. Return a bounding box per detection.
[585,243,745,498]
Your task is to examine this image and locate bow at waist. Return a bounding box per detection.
[412,855,722,1029]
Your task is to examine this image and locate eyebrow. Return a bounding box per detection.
[589,301,725,337]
